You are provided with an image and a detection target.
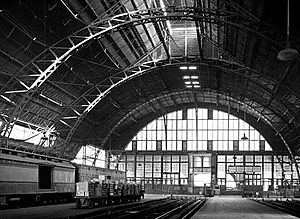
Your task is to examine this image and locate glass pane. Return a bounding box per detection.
[145,155,152,162]
[154,155,161,161]
[126,108,273,154]
[203,157,211,167]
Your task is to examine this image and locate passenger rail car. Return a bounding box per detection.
[0,147,75,206]
[0,147,127,207]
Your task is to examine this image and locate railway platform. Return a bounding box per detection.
[192,195,298,219]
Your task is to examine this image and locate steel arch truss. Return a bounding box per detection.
[53,57,298,155]
[1,6,278,93]
[1,6,297,153]
[96,89,300,178]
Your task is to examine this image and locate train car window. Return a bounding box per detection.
[38,165,52,189]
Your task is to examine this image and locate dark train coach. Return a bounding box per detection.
[0,147,75,206]
[0,146,129,207]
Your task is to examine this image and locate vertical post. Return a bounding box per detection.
[204,183,207,200]
[83,145,86,165]
[107,150,111,169]
[170,175,173,198]
[163,115,167,150]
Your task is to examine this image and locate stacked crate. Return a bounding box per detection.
[95,183,103,197]
[135,183,141,195]
[123,183,129,196]
[129,184,135,195]
[109,182,114,196]
[88,182,97,197]
[101,183,109,197]
[115,183,122,196]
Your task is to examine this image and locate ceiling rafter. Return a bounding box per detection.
[1,1,300,163]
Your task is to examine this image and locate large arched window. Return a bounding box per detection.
[126,108,272,152]
[115,108,299,194]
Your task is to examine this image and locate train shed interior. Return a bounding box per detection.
[1,0,300,218]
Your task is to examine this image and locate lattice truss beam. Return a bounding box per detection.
[90,59,297,153]
[93,88,300,178]
[0,3,299,161]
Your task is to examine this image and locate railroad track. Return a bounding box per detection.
[155,199,206,219]
[69,198,168,219]
[252,199,300,218]
[90,198,179,219]
[71,198,206,219]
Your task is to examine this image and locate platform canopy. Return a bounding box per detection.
[0,0,300,159]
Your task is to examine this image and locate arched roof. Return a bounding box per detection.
[0,0,300,160]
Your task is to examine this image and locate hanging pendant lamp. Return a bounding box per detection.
[241,86,248,141]
[241,133,248,140]
[241,107,248,141]
[277,0,298,61]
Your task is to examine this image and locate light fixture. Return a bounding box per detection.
[277,0,298,61]
[241,102,248,141]
[192,81,199,84]
[190,76,198,79]
[183,76,190,79]
[185,81,192,85]
[241,133,248,140]
[186,85,193,88]
[180,66,197,70]
[194,85,201,88]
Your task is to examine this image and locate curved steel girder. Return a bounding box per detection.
[2,7,297,146]
[98,90,285,149]
[0,6,261,139]
[1,9,290,110]
[56,58,297,152]
[92,59,294,137]
[98,89,299,179]
[0,6,280,95]
[62,60,296,153]
[0,7,283,100]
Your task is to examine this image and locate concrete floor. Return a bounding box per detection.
[192,196,298,219]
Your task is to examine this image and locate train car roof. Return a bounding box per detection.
[73,163,125,173]
[0,151,75,169]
